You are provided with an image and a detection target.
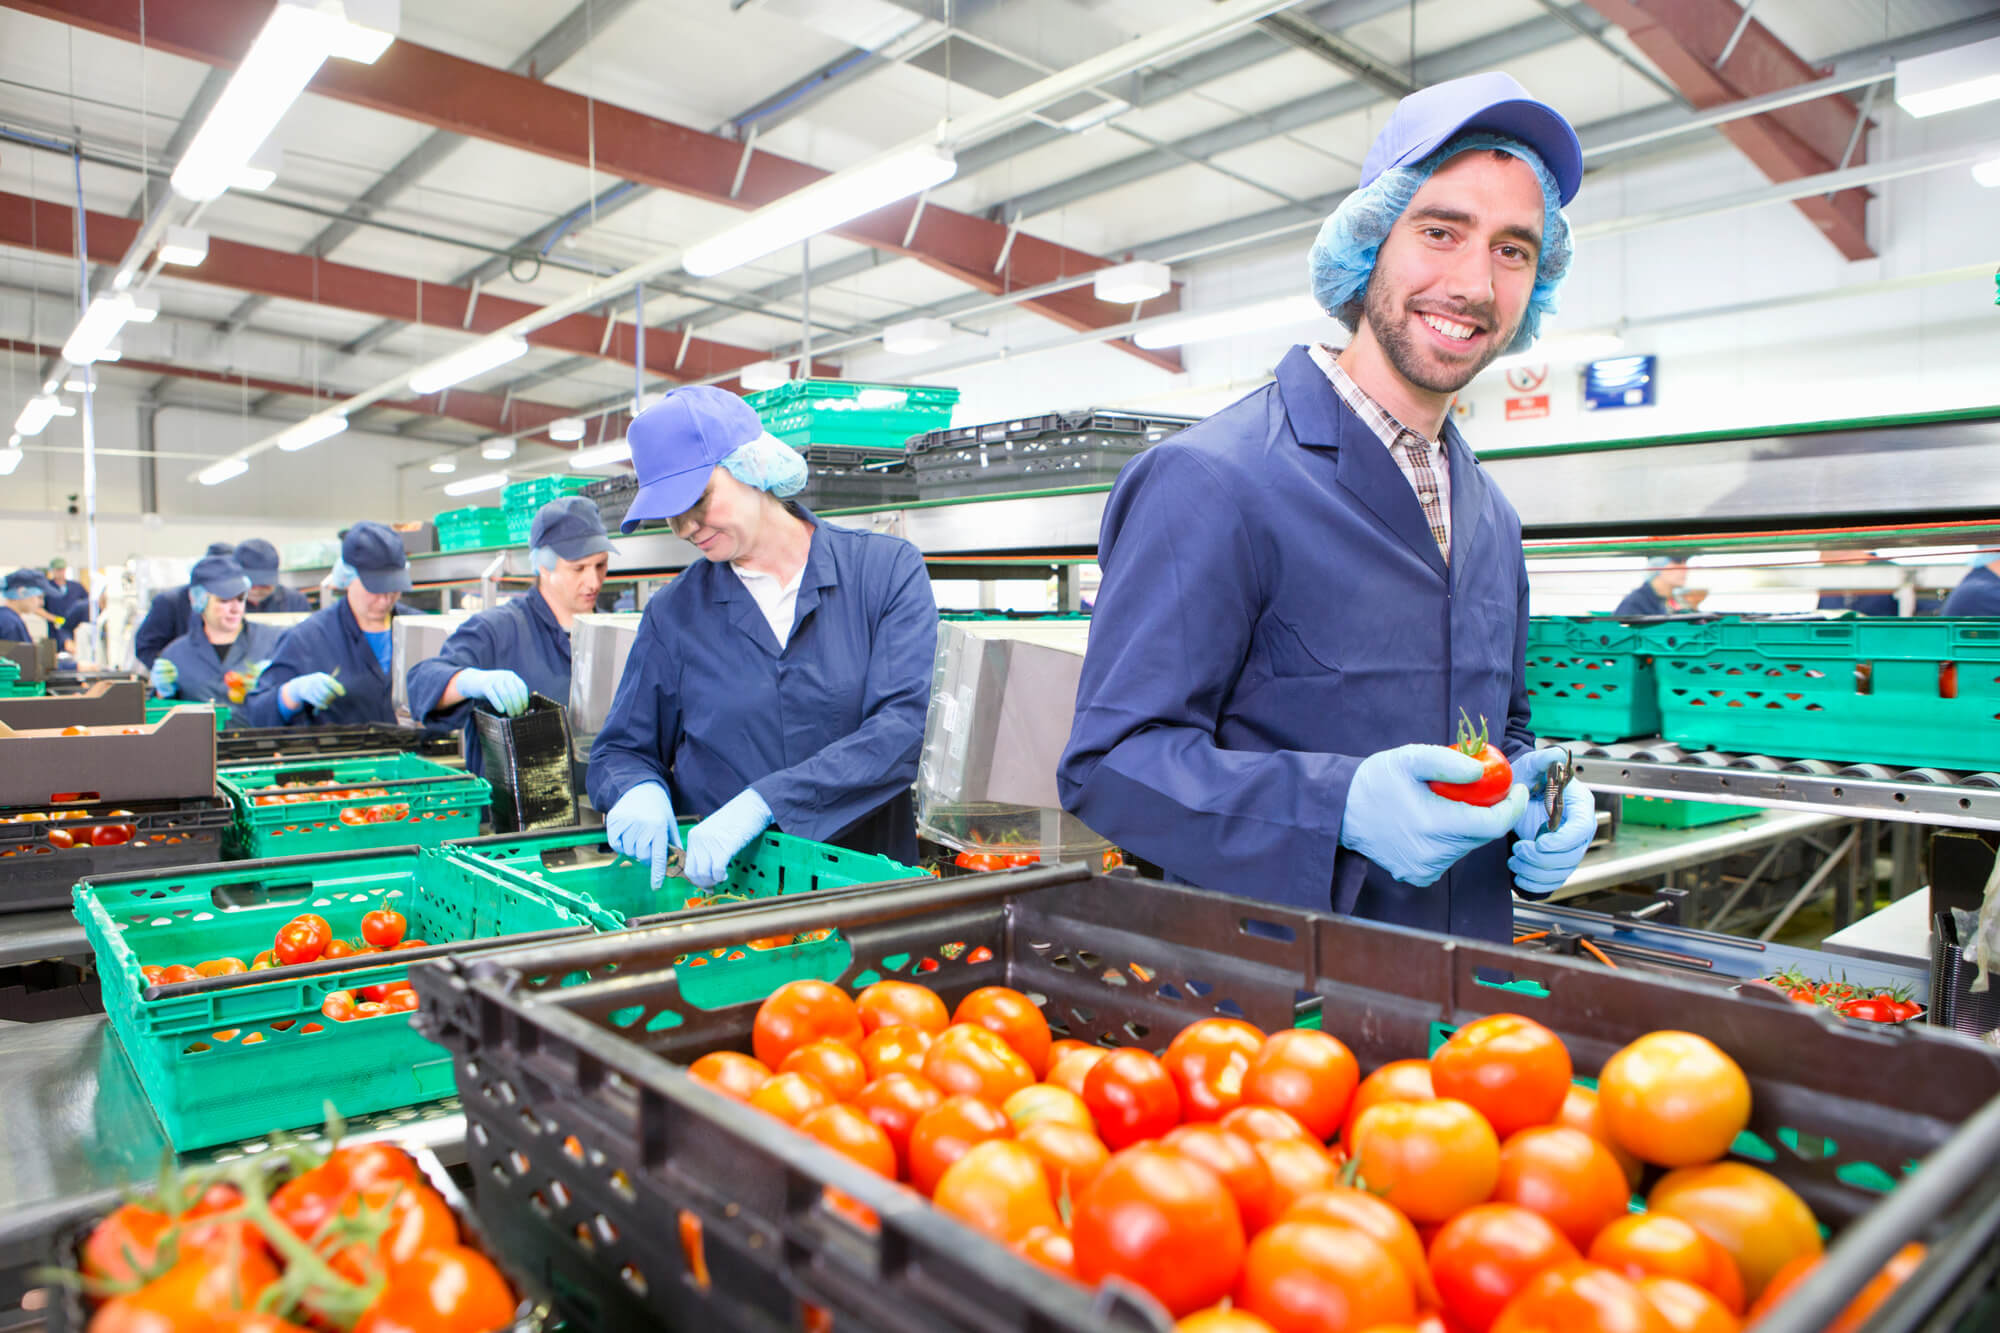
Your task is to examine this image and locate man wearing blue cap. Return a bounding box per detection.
[1944,551,2000,616]
[0,570,48,644]
[407,496,614,775]
[1060,73,1597,943]
[235,539,313,614]
[243,521,412,727]
[1615,554,1699,617]
[588,386,937,889]
[134,541,237,669]
[149,554,287,725]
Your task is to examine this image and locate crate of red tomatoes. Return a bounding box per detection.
[218,753,490,859]
[409,863,2000,1333]
[0,791,234,913]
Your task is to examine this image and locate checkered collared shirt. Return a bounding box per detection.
[1308,343,1452,562]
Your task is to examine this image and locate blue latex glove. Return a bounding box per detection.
[1508,749,1597,896]
[457,667,530,716]
[684,788,774,889]
[606,782,683,889]
[149,656,178,698]
[1339,744,1528,887]
[282,671,345,713]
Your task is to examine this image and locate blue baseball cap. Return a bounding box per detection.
[341,521,413,594]
[189,554,251,601]
[621,386,764,534]
[1363,72,1583,205]
[530,495,616,560]
[204,541,236,558]
[4,568,49,598]
[235,538,282,583]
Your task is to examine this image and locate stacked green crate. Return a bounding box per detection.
[501,476,595,542]
[1621,796,1759,828]
[746,380,959,451]
[0,658,43,698]
[145,699,229,733]
[218,753,491,858]
[1524,617,1661,742]
[434,505,512,551]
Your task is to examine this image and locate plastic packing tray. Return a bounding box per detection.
[410,863,2000,1333]
[1931,910,2000,1040]
[0,791,235,914]
[1642,616,2000,771]
[746,379,960,453]
[907,408,1199,455]
[436,505,513,552]
[73,845,593,1149]
[580,476,638,529]
[912,437,1150,500]
[471,693,576,833]
[218,723,458,766]
[1524,616,1663,743]
[144,698,230,733]
[217,752,492,859]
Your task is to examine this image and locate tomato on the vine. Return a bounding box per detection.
[352,1245,515,1333]
[326,1180,459,1284]
[1427,711,1513,807]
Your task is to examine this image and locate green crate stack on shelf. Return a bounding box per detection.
[144,699,229,733]
[1640,617,2000,770]
[217,752,491,859]
[1621,795,1760,828]
[434,505,512,552]
[73,846,590,1148]
[746,379,959,452]
[445,823,927,1009]
[1524,616,1662,743]
[0,658,44,698]
[501,476,595,543]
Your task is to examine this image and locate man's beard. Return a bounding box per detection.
[1363,280,1513,396]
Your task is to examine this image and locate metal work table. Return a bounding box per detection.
[0,911,87,970]
[1553,810,1845,901]
[1822,888,1935,969]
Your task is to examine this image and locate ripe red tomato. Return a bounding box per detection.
[908,1094,1013,1196]
[383,987,420,1014]
[82,1204,170,1286]
[747,1071,834,1127]
[858,1023,934,1081]
[359,981,412,1004]
[326,1180,459,1284]
[753,979,865,1069]
[853,1072,944,1180]
[1493,1126,1633,1251]
[780,1038,870,1102]
[1241,1028,1359,1141]
[1428,1202,1580,1333]
[1430,1014,1572,1140]
[1341,1059,1434,1143]
[1489,1261,1671,1333]
[1284,1185,1440,1308]
[352,1244,515,1333]
[1253,1137,1340,1218]
[1349,1098,1500,1224]
[273,916,329,966]
[856,979,950,1036]
[195,958,247,978]
[1236,1219,1417,1333]
[1012,1224,1077,1280]
[922,1023,1036,1106]
[1083,1048,1182,1150]
[1223,1103,1317,1146]
[361,908,407,949]
[92,823,136,846]
[1597,1032,1751,1169]
[320,990,357,1022]
[321,940,356,961]
[799,1103,897,1179]
[115,1246,281,1331]
[158,964,201,985]
[1160,1018,1266,1123]
[934,1140,1062,1243]
[1015,1120,1110,1205]
[45,827,76,850]
[1637,1276,1740,1333]
[688,1051,772,1103]
[954,986,1054,1076]
[1163,1123,1279,1235]
[1588,1214,1745,1315]
[1048,1045,1110,1098]
[1072,1145,1247,1317]
[1428,712,1514,806]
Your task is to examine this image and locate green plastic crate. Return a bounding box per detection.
[146,699,229,733]
[0,658,43,697]
[434,505,511,552]
[1524,617,1661,743]
[501,477,594,542]
[218,753,491,859]
[444,823,927,1009]
[746,380,959,452]
[1621,795,1760,828]
[1642,617,2000,770]
[73,846,588,1149]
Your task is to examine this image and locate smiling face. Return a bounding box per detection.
[1351,149,1545,423]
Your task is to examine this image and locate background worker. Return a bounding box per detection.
[243,522,411,727]
[0,570,47,644]
[235,539,312,613]
[149,554,286,725]
[1615,554,1704,616]
[407,497,613,775]
[43,557,89,648]
[134,541,236,669]
[1943,550,2000,615]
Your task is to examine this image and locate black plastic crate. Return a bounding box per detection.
[907,409,1198,455]
[217,723,458,766]
[412,865,2000,1333]
[473,693,577,833]
[913,437,1147,499]
[1931,911,2000,1039]
[0,792,235,913]
[800,450,916,511]
[582,474,639,529]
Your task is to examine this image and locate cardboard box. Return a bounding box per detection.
[0,681,147,730]
[0,708,218,807]
[0,639,58,682]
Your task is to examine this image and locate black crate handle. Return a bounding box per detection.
[209,877,317,910]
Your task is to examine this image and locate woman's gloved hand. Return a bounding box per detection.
[606,783,682,889]
[684,789,774,889]
[456,667,530,716]
[1339,744,1527,886]
[149,657,179,698]
[281,672,345,713]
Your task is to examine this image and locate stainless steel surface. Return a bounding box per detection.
[1821,888,1933,967]
[1554,810,1846,901]
[1571,749,2000,832]
[900,490,1109,553]
[0,911,89,969]
[391,613,474,718]
[567,613,645,746]
[605,529,701,574]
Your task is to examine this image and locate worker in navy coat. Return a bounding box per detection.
[1944,553,2000,616]
[133,541,235,669]
[407,497,613,776]
[1059,75,1598,943]
[242,523,412,727]
[148,554,286,726]
[236,539,313,614]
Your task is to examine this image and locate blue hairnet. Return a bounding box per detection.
[1308,130,1574,355]
[530,545,558,574]
[718,432,808,499]
[3,580,39,600]
[190,584,212,615]
[328,559,358,590]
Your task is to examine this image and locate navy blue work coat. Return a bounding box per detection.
[134,587,193,668]
[1818,592,1899,617]
[407,587,572,777]
[1057,345,1533,943]
[0,607,31,644]
[157,622,287,727]
[241,599,399,727]
[249,585,312,614]
[1614,582,1670,617]
[46,581,88,646]
[587,509,936,865]
[1944,564,2000,616]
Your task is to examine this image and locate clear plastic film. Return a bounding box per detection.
[1959,850,2000,994]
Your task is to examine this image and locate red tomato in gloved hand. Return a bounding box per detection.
[1428,710,1514,807]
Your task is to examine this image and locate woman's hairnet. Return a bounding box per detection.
[189,584,211,615]
[1308,130,1574,355]
[718,432,808,500]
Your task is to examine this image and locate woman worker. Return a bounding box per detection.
[243,522,413,727]
[407,496,613,774]
[148,553,287,724]
[589,386,937,888]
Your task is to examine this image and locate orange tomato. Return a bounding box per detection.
[1222,1103,1317,1146]
[1048,1045,1111,1097]
[752,979,864,1069]
[1493,1126,1633,1251]
[934,1140,1062,1243]
[1637,1276,1741,1333]
[1489,1261,1671,1333]
[1253,1136,1340,1219]
[747,1071,833,1127]
[858,1023,934,1081]
[1003,1082,1094,1132]
[1177,1310,1280,1333]
[852,1072,942,1180]
[798,1103,897,1178]
[1050,1038,1104,1068]
[1162,1017,1268,1123]
[1015,1119,1111,1205]
[1285,1185,1439,1308]
[780,1038,869,1102]
[687,1051,772,1103]
[1557,1084,1644,1190]
[1014,1223,1078,1281]
[1235,1219,1417,1333]
[1241,1028,1359,1142]
[856,979,951,1036]
[954,986,1054,1075]
[1588,1214,1745,1315]
[1597,1032,1750,1169]
[1430,1015,1572,1141]
[1646,1163,1820,1303]
[195,958,247,978]
[908,1094,1013,1196]
[1349,1098,1500,1224]
[1162,1123,1279,1235]
[923,1023,1037,1106]
[1342,1059,1435,1144]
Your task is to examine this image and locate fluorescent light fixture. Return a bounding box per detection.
[546,417,585,442]
[97,342,124,364]
[443,471,509,497]
[234,142,284,192]
[1895,35,2000,118]
[158,226,210,267]
[1132,293,1323,350]
[429,459,458,474]
[739,360,791,391]
[1093,260,1172,305]
[274,414,348,452]
[0,447,21,477]
[197,457,250,486]
[682,144,957,277]
[408,334,529,395]
[124,291,160,323]
[62,294,136,364]
[13,395,62,436]
[169,0,396,202]
[62,378,93,394]
[856,388,907,410]
[327,0,399,62]
[480,436,517,460]
[882,317,951,356]
[1486,329,1627,373]
[568,440,633,470]
[1975,154,2000,188]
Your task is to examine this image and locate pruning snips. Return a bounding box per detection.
[1540,747,1573,837]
